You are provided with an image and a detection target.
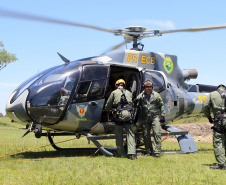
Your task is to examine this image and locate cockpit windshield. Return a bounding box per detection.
[10,65,59,104]
[27,62,80,124]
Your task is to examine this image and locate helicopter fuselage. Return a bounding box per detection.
[6,49,214,135]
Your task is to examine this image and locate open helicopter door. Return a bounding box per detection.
[60,65,110,132]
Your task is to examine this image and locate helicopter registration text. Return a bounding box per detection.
[127,54,155,65]
[198,95,207,102]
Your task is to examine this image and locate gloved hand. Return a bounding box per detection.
[208,116,213,123]
[133,98,139,104]
[160,116,165,123]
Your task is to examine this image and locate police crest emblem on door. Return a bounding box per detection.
[76,105,88,118]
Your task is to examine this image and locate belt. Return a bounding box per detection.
[215,113,226,119]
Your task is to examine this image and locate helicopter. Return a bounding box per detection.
[2,9,226,156]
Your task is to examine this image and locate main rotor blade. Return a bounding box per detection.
[103,39,133,54]
[109,40,130,51]
[0,8,116,33]
[158,25,226,34]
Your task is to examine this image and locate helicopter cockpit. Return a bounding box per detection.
[6,61,111,127]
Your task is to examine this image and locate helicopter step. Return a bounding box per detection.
[161,125,198,153]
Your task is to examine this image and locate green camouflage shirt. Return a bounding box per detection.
[135,91,165,119]
[105,88,133,121]
[203,86,226,118]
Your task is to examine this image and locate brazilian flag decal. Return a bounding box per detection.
[163,56,173,74]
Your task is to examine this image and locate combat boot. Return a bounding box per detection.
[131,154,137,160]
[144,152,152,156]
[210,164,226,170]
[153,153,160,158]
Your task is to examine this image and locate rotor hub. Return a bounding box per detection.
[124,26,146,32]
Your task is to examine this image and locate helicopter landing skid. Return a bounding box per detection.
[45,126,197,156]
[81,131,114,156]
[85,126,198,156]
[45,131,115,156]
[46,132,100,151]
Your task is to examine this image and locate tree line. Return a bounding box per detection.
[0,41,18,70]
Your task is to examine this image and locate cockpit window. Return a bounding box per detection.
[89,80,105,96]
[10,66,59,104]
[77,81,92,96]
[27,62,80,124]
[75,79,106,103]
[81,65,108,81]
[144,71,165,93]
[74,65,109,103]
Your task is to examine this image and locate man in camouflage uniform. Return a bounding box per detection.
[134,79,165,157]
[203,84,226,170]
[105,79,137,160]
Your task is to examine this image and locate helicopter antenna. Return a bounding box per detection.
[57,52,70,63]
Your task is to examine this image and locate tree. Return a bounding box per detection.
[0,112,3,117]
[0,41,18,70]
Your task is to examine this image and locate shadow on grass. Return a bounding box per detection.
[8,148,147,160]
[202,163,217,167]
[9,148,118,160]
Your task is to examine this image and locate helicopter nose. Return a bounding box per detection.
[6,89,32,123]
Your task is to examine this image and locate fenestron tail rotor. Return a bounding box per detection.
[1,8,226,51]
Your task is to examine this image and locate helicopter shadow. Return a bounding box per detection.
[10,148,115,160]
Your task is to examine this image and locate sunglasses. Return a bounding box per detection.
[145,86,153,88]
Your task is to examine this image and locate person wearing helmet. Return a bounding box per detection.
[105,79,137,160]
[134,79,165,158]
[203,84,226,170]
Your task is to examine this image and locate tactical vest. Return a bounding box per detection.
[116,89,133,112]
[115,89,133,121]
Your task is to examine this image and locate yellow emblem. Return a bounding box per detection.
[163,56,174,74]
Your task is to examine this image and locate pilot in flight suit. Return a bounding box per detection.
[134,79,165,157]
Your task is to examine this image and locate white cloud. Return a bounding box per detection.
[125,19,175,29]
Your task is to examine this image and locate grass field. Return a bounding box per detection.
[1,117,226,185]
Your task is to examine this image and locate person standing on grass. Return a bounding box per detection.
[133,79,165,158]
[105,79,137,160]
[203,84,226,170]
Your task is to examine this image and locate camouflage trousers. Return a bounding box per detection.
[142,116,161,154]
[115,122,136,156]
[213,119,226,166]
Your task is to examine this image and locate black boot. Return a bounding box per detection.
[210,164,226,170]
[131,154,137,160]
[153,153,160,158]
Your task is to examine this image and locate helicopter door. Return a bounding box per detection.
[142,70,167,121]
[67,65,110,128]
[143,70,167,98]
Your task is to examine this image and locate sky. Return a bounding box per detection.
[0,0,226,115]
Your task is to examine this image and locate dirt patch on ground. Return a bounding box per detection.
[163,123,213,142]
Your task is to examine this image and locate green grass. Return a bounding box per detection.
[1,117,226,185]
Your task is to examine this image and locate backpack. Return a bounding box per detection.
[115,89,133,121]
